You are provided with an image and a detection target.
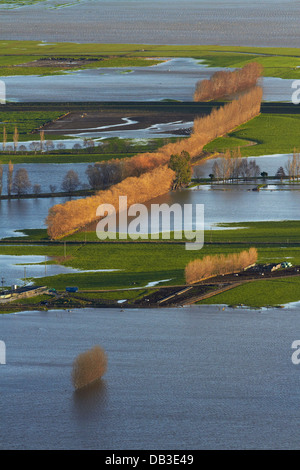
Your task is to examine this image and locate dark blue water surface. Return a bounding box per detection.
[0,305,300,450]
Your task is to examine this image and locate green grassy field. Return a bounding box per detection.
[204,114,300,157]
[197,278,300,308]
[2,41,300,78]
[0,108,300,163]
[0,111,68,146]
[0,152,137,164]
[9,220,300,244]
[2,220,300,307]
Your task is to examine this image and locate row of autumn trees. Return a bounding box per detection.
[194,62,263,101]
[47,79,263,239]
[83,86,263,189]
[185,248,258,284]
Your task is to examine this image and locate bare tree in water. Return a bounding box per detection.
[0,163,3,197]
[12,168,31,197]
[7,161,13,197]
[2,126,7,152]
[61,170,81,193]
[13,126,19,153]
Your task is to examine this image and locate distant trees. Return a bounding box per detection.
[194,62,263,102]
[61,170,81,193]
[57,143,66,150]
[185,248,258,284]
[40,131,45,152]
[45,141,55,152]
[0,163,3,197]
[86,161,126,190]
[83,138,95,152]
[29,142,40,154]
[33,184,42,195]
[211,148,260,182]
[73,143,82,151]
[285,149,300,181]
[2,127,7,152]
[13,127,19,153]
[7,161,13,197]
[12,168,31,197]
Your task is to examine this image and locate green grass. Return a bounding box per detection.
[2,219,300,306]
[1,229,300,293]
[197,278,300,308]
[204,114,300,157]
[0,152,138,164]
[0,0,47,7]
[2,41,300,78]
[10,220,300,244]
[0,111,66,142]
[206,220,300,244]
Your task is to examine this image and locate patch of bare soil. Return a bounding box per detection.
[15,57,101,68]
[40,108,197,136]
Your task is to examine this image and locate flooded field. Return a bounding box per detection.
[0,196,82,239]
[0,254,120,286]
[195,153,295,179]
[2,58,294,102]
[1,154,300,238]
[0,0,299,47]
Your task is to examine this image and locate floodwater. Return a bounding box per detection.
[0,196,82,239]
[195,153,295,179]
[2,171,300,238]
[0,254,120,286]
[0,305,300,450]
[1,58,294,102]
[0,162,90,196]
[0,0,300,48]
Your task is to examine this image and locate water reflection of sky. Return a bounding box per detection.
[1,154,300,239]
[194,153,295,178]
[0,254,120,286]
[1,58,294,103]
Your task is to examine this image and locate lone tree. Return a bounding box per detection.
[0,163,3,197]
[13,126,19,153]
[261,171,268,180]
[7,161,14,197]
[168,150,192,189]
[33,184,41,195]
[61,170,81,193]
[276,166,286,181]
[12,168,31,197]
